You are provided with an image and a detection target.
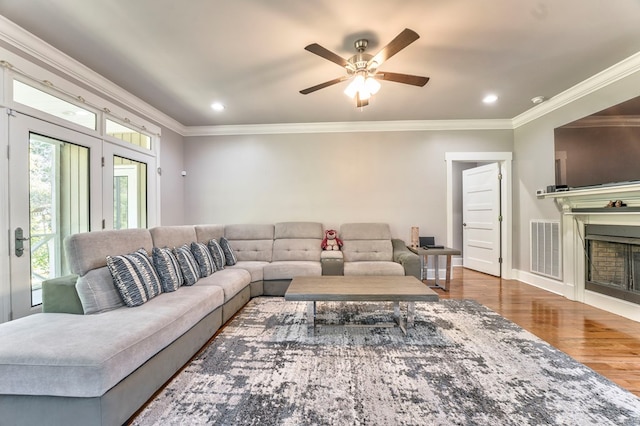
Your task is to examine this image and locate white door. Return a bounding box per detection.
[8,112,102,319]
[462,162,501,276]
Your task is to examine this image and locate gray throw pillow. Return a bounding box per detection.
[106,248,162,307]
[207,239,226,270]
[191,242,216,277]
[152,247,183,292]
[75,266,125,314]
[174,244,200,286]
[219,237,237,266]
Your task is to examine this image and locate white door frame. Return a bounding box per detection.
[445,152,513,279]
[0,110,10,323]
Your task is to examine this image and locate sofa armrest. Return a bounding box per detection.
[42,274,84,314]
[392,239,421,279]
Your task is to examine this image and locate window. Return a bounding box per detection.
[113,156,148,229]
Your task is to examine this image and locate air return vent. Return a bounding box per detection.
[530,220,562,280]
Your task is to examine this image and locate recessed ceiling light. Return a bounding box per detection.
[211,102,225,111]
[483,94,498,104]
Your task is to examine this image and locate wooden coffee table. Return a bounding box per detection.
[284,275,439,334]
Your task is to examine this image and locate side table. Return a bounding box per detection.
[408,246,461,291]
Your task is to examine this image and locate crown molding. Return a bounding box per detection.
[184,119,514,136]
[0,15,187,136]
[512,51,640,129]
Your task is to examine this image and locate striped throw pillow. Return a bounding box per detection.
[106,248,162,307]
[219,237,237,266]
[191,242,216,277]
[152,247,183,292]
[207,239,226,270]
[174,244,201,286]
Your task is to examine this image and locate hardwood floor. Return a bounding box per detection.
[431,267,640,397]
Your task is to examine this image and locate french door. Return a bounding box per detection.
[7,112,156,319]
[8,113,102,319]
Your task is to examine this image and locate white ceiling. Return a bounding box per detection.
[1,0,640,127]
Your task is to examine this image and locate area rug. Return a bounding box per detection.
[131,298,640,425]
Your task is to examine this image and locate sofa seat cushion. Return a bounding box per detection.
[228,261,268,282]
[0,285,224,398]
[196,268,251,302]
[343,261,405,276]
[263,261,322,280]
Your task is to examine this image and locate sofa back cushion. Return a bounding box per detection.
[340,223,393,262]
[195,224,225,244]
[149,225,197,249]
[224,224,274,262]
[272,222,323,262]
[65,228,153,276]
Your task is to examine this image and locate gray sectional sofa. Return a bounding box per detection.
[0,222,419,426]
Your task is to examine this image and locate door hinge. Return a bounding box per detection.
[101,157,105,167]
[157,167,162,176]
[6,109,16,117]
[498,173,503,180]
[499,257,503,264]
[498,215,503,222]
[102,219,106,229]
[6,145,9,160]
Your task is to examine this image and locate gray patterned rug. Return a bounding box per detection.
[131,298,640,425]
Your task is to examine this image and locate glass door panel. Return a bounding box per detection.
[29,134,90,304]
[113,156,147,229]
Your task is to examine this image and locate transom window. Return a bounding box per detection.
[13,80,97,130]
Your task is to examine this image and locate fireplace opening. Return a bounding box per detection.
[585,225,640,305]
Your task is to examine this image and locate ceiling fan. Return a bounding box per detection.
[300,28,429,107]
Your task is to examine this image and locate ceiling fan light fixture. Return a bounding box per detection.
[344,74,365,98]
[365,77,381,95]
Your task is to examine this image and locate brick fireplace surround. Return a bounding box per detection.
[545,183,640,322]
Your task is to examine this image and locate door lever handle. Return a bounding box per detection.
[15,227,30,257]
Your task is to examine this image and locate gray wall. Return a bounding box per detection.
[513,69,640,271]
[184,129,512,244]
[158,127,185,225]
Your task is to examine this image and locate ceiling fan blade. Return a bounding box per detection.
[374,71,429,87]
[300,76,349,95]
[367,28,420,68]
[304,43,349,68]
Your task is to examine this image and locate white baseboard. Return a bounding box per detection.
[511,269,567,296]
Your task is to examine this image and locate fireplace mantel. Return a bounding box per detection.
[542,183,640,322]
[543,183,640,211]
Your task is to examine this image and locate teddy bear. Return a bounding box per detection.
[321,229,343,251]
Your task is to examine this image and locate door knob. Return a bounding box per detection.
[15,227,30,257]
[463,223,467,227]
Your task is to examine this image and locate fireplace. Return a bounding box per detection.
[585,224,640,304]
